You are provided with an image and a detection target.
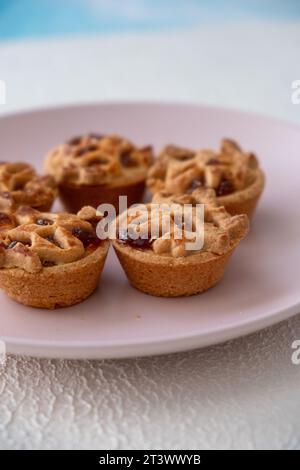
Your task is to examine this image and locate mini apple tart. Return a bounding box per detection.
[0,162,57,212]
[112,187,249,297]
[0,206,109,308]
[147,139,265,218]
[45,133,153,213]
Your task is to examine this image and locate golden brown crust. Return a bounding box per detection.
[147,139,265,217]
[57,179,146,214]
[113,240,233,297]
[0,205,109,308]
[0,162,57,212]
[0,243,109,308]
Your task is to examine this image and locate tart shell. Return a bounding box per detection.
[58,180,146,213]
[0,242,109,309]
[217,169,265,218]
[113,241,236,297]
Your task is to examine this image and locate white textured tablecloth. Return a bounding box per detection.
[0,22,300,450]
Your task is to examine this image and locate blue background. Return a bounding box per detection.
[0,0,299,41]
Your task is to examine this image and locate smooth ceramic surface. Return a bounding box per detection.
[0,102,299,359]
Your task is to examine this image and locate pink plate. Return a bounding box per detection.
[0,102,299,359]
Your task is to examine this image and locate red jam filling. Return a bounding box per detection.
[75,145,98,157]
[72,227,102,249]
[187,178,203,193]
[1,239,32,250]
[206,158,220,165]
[120,151,137,168]
[0,212,13,224]
[216,179,234,197]
[67,136,82,146]
[87,157,109,167]
[42,260,56,267]
[36,218,54,226]
[118,229,153,250]
[68,134,103,147]
[7,240,18,249]
[174,154,194,161]
[44,235,61,247]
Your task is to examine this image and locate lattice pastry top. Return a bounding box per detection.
[0,162,56,211]
[45,133,153,186]
[147,139,259,196]
[117,187,249,258]
[0,205,104,273]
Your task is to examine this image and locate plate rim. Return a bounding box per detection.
[2,301,300,359]
[1,99,300,133]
